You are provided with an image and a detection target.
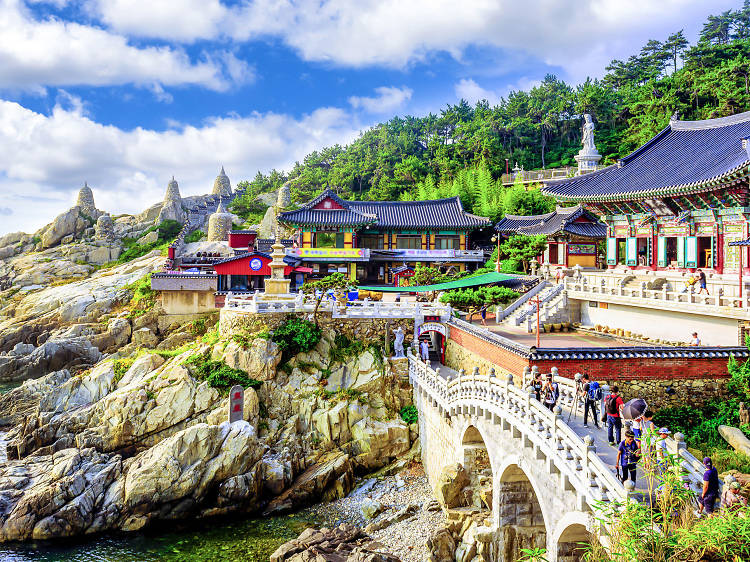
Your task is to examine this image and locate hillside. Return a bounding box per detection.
[231,2,750,221]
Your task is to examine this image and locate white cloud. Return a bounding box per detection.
[0,0,248,91]
[82,0,738,81]
[0,98,362,234]
[454,79,501,105]
[348,86,413,114]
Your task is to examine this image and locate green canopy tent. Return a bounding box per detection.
[357,272,522,293]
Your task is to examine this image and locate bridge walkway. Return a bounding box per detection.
[428,359,650,491]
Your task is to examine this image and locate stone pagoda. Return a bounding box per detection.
[263,231,291,295]
[158,176,186,223]
[76,182,100,219]
[212,166,232,197]
[574,114,602,175]
[207,198,233,241]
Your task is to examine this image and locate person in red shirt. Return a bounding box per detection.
[605,385,624,446]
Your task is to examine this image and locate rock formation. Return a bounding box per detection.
[208,199,233,241]
[271,525,399,561]
[157,176,186,224]
[0,322,416,543]
[212,166,232,197]
[277,181,292,209]
[95,214,115,241]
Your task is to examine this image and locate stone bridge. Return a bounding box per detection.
[409,352,709,562]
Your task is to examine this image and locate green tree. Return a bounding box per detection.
[301,273,355,324]
[498,235,548,273]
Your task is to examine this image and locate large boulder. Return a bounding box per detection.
[427,527,456,562]
[435,463,470,509]
[270,524,399,562]
[0,339,101,383]
[40,207,89,249]
[218,339,281,381]
[719,425,750,456]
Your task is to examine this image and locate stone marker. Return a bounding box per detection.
[229,384,244,423]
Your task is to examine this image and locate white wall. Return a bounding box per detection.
[579,301,739,346]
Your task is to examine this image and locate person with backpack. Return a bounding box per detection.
[542,373,559,411]
[581,374,602,428]
[531,373,543,402]
[604,385,624,446]
[616,429,641,484]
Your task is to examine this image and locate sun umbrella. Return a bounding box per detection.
[621,398,648,420]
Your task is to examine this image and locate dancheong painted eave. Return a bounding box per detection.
[542,110,750,203]
[278,189,491,230]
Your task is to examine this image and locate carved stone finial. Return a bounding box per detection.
[670,110,681,122]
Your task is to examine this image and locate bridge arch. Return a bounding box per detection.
[552,512,596,562]
[460,424,494,511]
[496,460,549,561]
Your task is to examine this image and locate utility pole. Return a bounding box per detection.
[531,295,541,348]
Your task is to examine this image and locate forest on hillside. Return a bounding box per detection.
[232,2,750,223]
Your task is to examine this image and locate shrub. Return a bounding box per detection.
[399,404,418,425]
[184,230,205,243]
[185,351,262,393]
[111,357,135,385]
[272,316,321,363]
[330,334,366,363]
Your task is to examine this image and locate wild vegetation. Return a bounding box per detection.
[232,2,750,224]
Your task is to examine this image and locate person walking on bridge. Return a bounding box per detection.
[605,386,624,446]
[542,373,559,411]
[617,430,640,485]
[419,339,430,363]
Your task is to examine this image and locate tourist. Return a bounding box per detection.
[555,268,564,284]
[631,414,643,440]
[641,411,656,468]
[419,339,430,363]
[532,373,543,402]
[655,427,670,470]
[617,430,640,485]
[721,481,748,511]
[542,373,559,411]
[581,374,602,429]
[689,332,701,346]
[681,274,697,293]
[696,269,709,295]
[604,385,624,446]
[479,303,488,326]
[698,457,720,517]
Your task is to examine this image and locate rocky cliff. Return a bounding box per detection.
[0,325,416,542]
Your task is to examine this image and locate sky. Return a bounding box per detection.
[0,0,740,235]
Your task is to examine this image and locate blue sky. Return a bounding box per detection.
[0,0,739,234]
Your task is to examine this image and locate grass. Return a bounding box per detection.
[111,357,135,385]
[125,275,158,318]
[184,351,262,394]
[312,387,367,405]
[184,230,205,243]
[149,341,197,359]
[230,329,271,348]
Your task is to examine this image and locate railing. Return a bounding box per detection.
[566,275,750,318]
[410,354,717,511]
[497,279,546,322]
[500,165,605,185]
[409,352,626,507]
[223,291,452,320]
[515,283,564,325]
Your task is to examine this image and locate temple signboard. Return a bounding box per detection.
[659,224,689,236]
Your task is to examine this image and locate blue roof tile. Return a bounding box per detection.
[543,111,750,201]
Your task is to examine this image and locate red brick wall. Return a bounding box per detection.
[448,323,732,381]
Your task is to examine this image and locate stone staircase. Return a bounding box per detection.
[502,283,568,329]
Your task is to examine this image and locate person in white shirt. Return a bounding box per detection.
[689,332,701,346]
[419,339,430,362]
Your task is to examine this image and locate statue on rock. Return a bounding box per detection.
[574,114,602,175]
[157,176,186,224]
[212,166,232,198]
[393,327,405,358]
[740,402,750,427]
[76,182,102,220]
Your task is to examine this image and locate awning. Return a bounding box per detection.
[358,272,523,292]
[284,266,313,274]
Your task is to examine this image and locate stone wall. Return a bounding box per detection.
[445,339,513,378]
[219,309,414,344]
[160,291,217,315]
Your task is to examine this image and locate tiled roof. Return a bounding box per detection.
[278,189,490,230]
[495,206,606,238]
[543,111,750,202]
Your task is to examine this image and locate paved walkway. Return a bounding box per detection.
[428,360,651,492]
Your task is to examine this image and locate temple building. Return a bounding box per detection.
[539,111,750,345]
[543,112,750,273]
[277,190,491,283]
[495,206,606,268]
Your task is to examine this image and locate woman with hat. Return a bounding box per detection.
[698,457,720,516]
[616,429,640,484]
